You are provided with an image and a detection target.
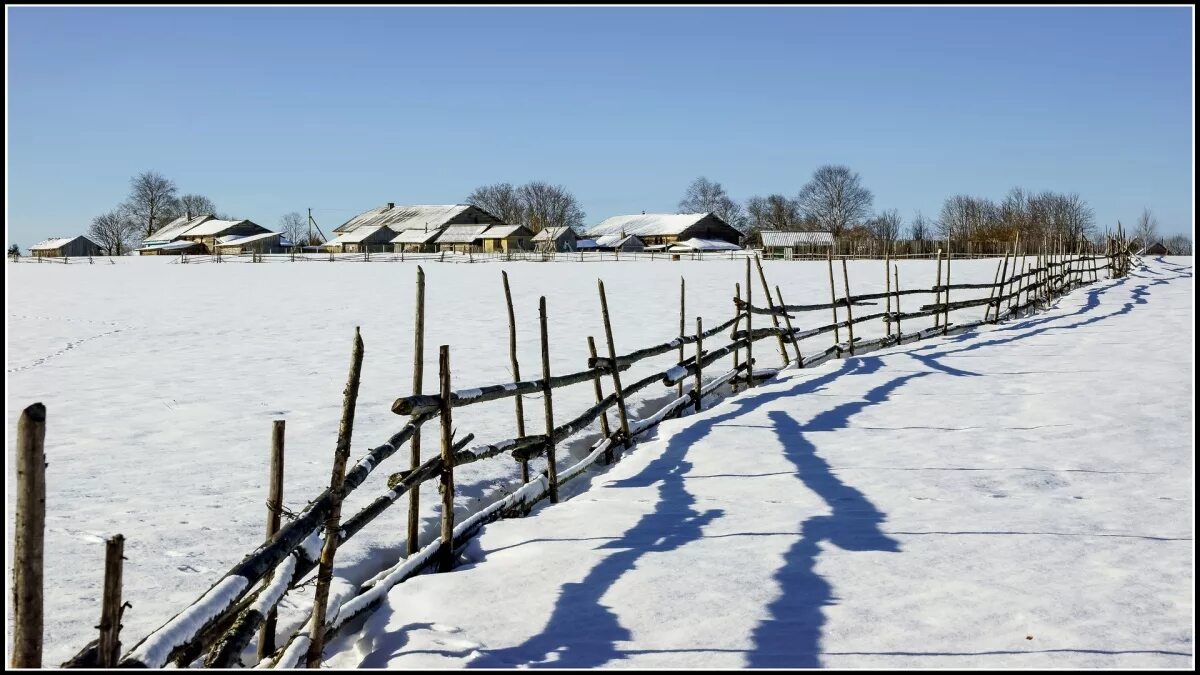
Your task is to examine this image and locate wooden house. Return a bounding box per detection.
[532,226,579,252]
[322,225,397,253]
[592,233,645,252]
[585,213,741,248]
[436,225,489,253]
[334,203,506,239]
[137,215,275,255]
[1144,241,1170,255]
[479,225,534,253]
[392,227,444,253]
[213,232,291,255]
[177,219,272,252]
[30,235,104,257]
[759,231,834,259]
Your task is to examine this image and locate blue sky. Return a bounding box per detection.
[5,6,1193,246]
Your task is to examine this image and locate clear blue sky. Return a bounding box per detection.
[6,6,1193,247]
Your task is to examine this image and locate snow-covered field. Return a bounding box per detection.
[3,255,1190,667]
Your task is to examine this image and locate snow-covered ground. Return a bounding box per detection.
[318,256,1193,669]
[3,255,1189,667]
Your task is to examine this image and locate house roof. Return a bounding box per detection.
[136,240,203,252]
[214,231,283,248]
[436,225,490,244]
[595,233,644,248]
[532,226,577,241]
[322,225,396,246]
[145,215,215,242]
[391,227,445,244]
[181,219,262,237]
[670,238,742,251]
[334,204,487,233]
[30,236,92,251]
[585,213,713,238]
[576,239,599,249]
[760,231,835,247]
[478,225,530,239]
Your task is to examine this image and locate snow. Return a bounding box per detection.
[587,213,711,237]
[5,254,1187,667]
[29,237,80,251]
[214,231,282,248]
[760,231,835,247]
[671,237,742,252]
[334,204,473,235]
[320,257,1193,669]
[390,228,443,244]
[123,575,249,668]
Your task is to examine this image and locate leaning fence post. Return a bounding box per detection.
[884,250,892,337]
[694,316,704,413]
[538,297,559,503]
[436,345,455,572]
[841,258,856,356]
[501,271,529,484]
[305,327,363,668]
[826,251,840,348]
[775,286,803,367]
[586,337,613,464]
[942,243,952,334]
[745,258,754,387]
[12,402,46,668]
[731,283,742,392]
[98,534,126,668]
[597,280,632,447]
[755,255,790,366]
[893,265,902,342]
[933,248,943,329]
[677,277,685,401]
[258,420,285,659]
[408,267,425,556]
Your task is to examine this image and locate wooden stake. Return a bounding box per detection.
[933,248,943,329]
[12,402,46,668]
[745,258,754,387]
[437,345,455,572]
[826,251,840,345]
[678,277,685,401]
[258,420,285,659]
[539,297,559,503]
[775,286,803,367]
[943,243,952,334]
[841,258,856,355]
[731,283,741,392]
[694,316,703,413]
[598,280,632,446]
[502,271,529,484]
[884,250,892,337]
[983,254,1005,322]
[755,255,790,366]
[408,267,425,556]
[893,265,902,341]
[587,336,613,464]
[306,327,363,668]
[98,534,126,668]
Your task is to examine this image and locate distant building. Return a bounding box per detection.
[30,235,104,257]
[213,232,292,255]
[137,215,275,255]
[668,238,742,253]
[590,233,645,252]
[1144,241,1170,255]
[478,225,534,253]
[585,213,741,249]
[392,227,442,253]
[532,226,579,252]
[322,225,397,253]
[435,225,490,253]
[334,203,505,237]
[759,231,835,259]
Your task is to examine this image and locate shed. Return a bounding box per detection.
[759,231,835,259]
[532,226,579,252]
[392,227,445,253]
[213,232,291,255]
[585,213,741,248]
[478,225,534,253]
[30,235,104,257]
[1143,241,1170,255]
[322,225,398,253]
[592,233,645,252]
[436,225,490,253]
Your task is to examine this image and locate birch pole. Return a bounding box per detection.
[12,402,46,668]
[501,271,529,484]
[841,258,856,356]
[597,280,632,446]
[539,297,558,503]
[408,267,425,555]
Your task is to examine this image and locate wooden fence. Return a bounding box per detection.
[10,229,1137,669]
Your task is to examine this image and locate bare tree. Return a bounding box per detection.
[88,208,138,256]
[867,209,902,243]
[937,195,997,241]
[517,182,585,233]
[909,211,930,242]
[1134,207,1159,251]
[466,183,526,225]
[179,194,217,219]
[124,171,179,238]
[278,212,310,245]
[795,165,874,236]
[678,177,748,232]
[745,194,800,231]
[1164,233,1192,255]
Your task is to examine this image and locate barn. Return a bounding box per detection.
[30,235,104,257]
[1144,241,1170,255]
[478,225,534,253]
[532,226,579,252]
[213,232,292,255]
[759,231,835,259]
[436,225,489,253]
[585,213,742,248]
[392,228,443,253]
[137,215,276,255]
[334,203,505,239]
[322,225,397,253]
[591,233,645,252]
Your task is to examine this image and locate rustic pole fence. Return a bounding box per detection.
[755,255,790,366]
[586,336,613,464]
[731,282,742,392]
[841,258,856,356]
[775,286,802,367]
[694,316,704,413]
[826,251,840,347]
[933,248,943,330]
[12,402,46,668]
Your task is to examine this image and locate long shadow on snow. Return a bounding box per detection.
[747,363,917,667]
[468,359,866,667]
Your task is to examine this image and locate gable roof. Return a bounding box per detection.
[478,225,531,239]
[391,228,445,244]
[760,231,835,247]
[181,219,265,237]
[323,225,396,246]
[145,215,215,242]
[669,237,742,251]
[436,225,489,244]
[30,235,98,251]
[532,226,577,241]
[334,204,495,234]
[595,233,644,248]
[586,213,715,238]
[213,231,283,248]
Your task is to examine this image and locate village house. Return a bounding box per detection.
[532,226,579,252]
[478,225,534,253]
[392,228,442,253]
[585,233,645,252]
[435,225,490,253]
[334,203,505,238]
[213,232,292,255]
[136,214,277,255]
[584,213,742,249]
[30,235,104,257]
[759,230,835,259]
[1143,241,1170,255]
[322,225,397,253]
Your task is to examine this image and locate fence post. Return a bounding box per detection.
[501,271,529,484]
[826,251,840,349]
[841,258,856,355]
[893,265,902,342]
[694,316,703,413]
[597,280,632,448]
[12,402,46,668]
[731,283,742,392]
[305,327,363,668]
[983,254,1005,322]
[98,534,126,667]
[436,345,455,572]
[755,255,790,366]
[933,248,943,329]
[745,258,755,387]
[884,250,892,337]
[538,297,559,503]
[775,286,802,367]
[408,267,425,556]
[586,337,613,464]
[943,243,952,334]
[678,277,685,401]
[258,420,285,659]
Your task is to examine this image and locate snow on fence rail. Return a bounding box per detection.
[10,229,1138,669]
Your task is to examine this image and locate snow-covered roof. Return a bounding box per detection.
[214,231,282,248]
[391,228,444,244]
[576,239,599,249]
[436,225,489,244]
[532,226,576,241]
[586,213,711,238]
[182,219,258,237]
[30,237,80,251]
[669,238,742,252]
[146,215,215,242]
[760,231,834,247]
[334,204,483,233]
[478,225,529,239]
[595,233,644,248]
[323,225,396,246]
[136,240,202,252]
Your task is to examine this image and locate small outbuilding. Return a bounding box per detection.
[30,235,105,257]
[532,226,579,252]
[585,213,742,248]
[1143,241,1170,255]
[322,225,398,253]
[214,232,292,255]
[759,231,835,259]
[668,238,742,253]
[479,225,534,253]
[436,225,490,253]
[592,233,645,252]
[392,227,445,253]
